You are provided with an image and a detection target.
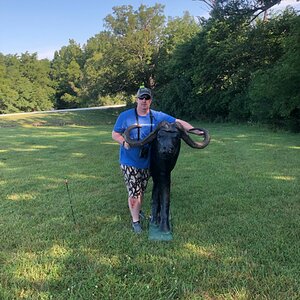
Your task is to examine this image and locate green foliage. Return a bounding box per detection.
[0,53,54,113]
[51,40,84,109]
[154,41,198,118]
[209,0,282,22]
[79,4,166,107]
[154,13,200,117]
[101,4,165,91]
[190,11,292,121]
[248,15,300,131]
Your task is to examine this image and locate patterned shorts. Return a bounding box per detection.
[120,164,150,198]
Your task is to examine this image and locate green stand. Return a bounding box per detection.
[148,223,173,241]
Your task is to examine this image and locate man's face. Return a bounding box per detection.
[136,94,152,111]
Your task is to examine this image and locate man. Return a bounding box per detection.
[112,86,197,233]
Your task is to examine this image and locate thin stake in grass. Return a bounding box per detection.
[64,178,77,225]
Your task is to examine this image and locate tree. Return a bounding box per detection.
[249,13,300,131]
[195,0,282,22]
[51,40,84,108]
[154,13,201,116]
[97,4,166,92]
[0,53,54,113]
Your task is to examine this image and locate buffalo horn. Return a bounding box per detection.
[124,122,163,147]
[176,122,211,149]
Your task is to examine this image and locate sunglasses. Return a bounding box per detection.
[138,95,151,100]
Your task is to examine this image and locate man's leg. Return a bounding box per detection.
[128,193,144,222]
[120,165,149,232]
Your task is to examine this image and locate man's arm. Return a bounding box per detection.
[175,119,204,135]
[112,131,130,149]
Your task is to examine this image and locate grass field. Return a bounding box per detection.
[0,108,299,300]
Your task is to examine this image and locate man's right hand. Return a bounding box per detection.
[123,141,130,150]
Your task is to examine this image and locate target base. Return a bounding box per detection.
[148,223,173,241]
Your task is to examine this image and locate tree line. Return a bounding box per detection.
[0,2,299,131]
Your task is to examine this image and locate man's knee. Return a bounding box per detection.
[129,196,140,208]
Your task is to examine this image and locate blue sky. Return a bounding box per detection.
[0,0,298,59]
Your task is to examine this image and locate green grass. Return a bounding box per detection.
[0,109,299,300]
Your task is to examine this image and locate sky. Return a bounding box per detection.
[0,0,299,60]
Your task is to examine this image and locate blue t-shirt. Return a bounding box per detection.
[113,108,176,169]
